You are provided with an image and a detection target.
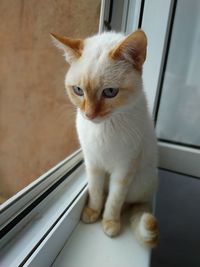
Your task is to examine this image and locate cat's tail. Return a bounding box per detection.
[130,203,159,248]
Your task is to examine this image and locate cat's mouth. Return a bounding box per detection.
[81,112,110,123]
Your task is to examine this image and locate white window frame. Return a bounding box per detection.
[102,0,143,33]
[141,0,200,178]
[0,149,83,228]
[0,151,87,266]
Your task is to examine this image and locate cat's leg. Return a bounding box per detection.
[82,166,106,223]
[130,202,159,247]
[102,170,133,237]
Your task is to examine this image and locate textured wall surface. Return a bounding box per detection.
[0,0,100,202]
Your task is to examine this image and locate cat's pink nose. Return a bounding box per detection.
[85,112,96,120]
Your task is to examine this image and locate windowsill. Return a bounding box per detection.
[0,165,86,266]
[52,214,150,267]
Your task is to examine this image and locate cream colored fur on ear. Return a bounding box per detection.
[50,32,83,64]
[109,30,147,71]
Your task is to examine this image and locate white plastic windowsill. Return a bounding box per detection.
[52,213,150,267]
[0,165,86,267]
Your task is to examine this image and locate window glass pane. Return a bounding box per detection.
[0,0,100,203]
[156,0,200,147]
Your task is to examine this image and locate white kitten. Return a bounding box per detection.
[52,30,159,247]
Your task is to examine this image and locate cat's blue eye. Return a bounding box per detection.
[102,88,119,98]
[73,86,84,96]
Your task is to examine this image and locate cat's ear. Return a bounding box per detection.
[50,33,83,64]
[109,30,147,71]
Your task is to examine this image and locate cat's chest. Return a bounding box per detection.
[76,113,141,167]
[77,117,120,149]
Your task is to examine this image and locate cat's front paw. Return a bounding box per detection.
[81,206,100,223]
[102,219,121,237]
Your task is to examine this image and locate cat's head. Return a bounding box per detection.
[51,30,147,122]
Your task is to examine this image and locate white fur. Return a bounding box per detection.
[76,91,158,203]
[70,32,158,204]
[56,31,158,243]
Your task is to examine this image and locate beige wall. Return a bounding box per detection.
[0,0,100,202]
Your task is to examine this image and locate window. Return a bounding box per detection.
[0,0,100,265]
[156,0,200,147]
[142,0,200,178]
[0,0,100,203]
